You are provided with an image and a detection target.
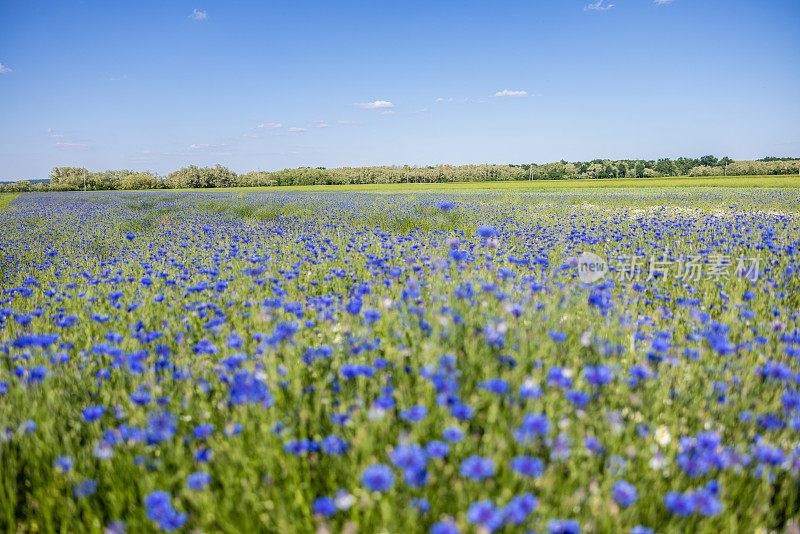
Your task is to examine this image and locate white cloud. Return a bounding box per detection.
[494,89,528,97]
[653,0,674,4]
[352,100,394,110]
[189,9,208,20]
[56,142,90,151]
[254,122,283,130]
[46,128,64,139]
[308,120,329,128]
[434,97,445,103]
[0,62,11,74]
[288,127,307,132]
[380,110,395,115]
[585,1,614,10]
[337,120,361,125]
[187,143,229,151]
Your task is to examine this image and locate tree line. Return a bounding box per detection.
[2,156,799,192]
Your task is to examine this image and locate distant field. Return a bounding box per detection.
[0,193,19,213]
[194,174,800,193]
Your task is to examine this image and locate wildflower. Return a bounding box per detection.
[73,479,97,498]
[55,455,73,472]
[390,444,428,471]
[425,441,450,458]
[430,521,460,534]
[312,496,337,516]
[477,225,497,239]
[511,456,544,478]
[321,434,350,455]
[82,405,105,423]
[655,425,671,446]
[144,490,186,531]
[146,410,177,445]
[443,426,464,442]
[612,480,638,507]
[547,519,580,534]
[663,491,696,516]
[399,405,428,423]
[361,464,394,492]
[187,471,211,490]
[460,455,495,481]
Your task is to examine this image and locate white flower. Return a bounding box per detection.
[649,451,669,471]
[335,490,355,510]
[655,425,671,447]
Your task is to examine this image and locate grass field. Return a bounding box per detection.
[201,174,800,193]
[0,193,19,213]
[0,187,799,533]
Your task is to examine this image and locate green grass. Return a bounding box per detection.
[0,193,20,213]
[170,174,800,193]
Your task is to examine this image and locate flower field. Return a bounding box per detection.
[1,188,799,533]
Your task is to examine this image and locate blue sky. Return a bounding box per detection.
[0,0,799,180]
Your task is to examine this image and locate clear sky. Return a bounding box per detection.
[1,0,799,180]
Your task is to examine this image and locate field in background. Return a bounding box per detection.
[195,174,800,193]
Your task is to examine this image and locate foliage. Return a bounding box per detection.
[3,158,800,193]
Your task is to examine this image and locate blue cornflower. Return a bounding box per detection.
[547,519,581,534]
[192,423,214,440]
[437,200,455,212]
[514,413,551,444]
[426,441,450,458]
[361,464,394,492]
[519,380,542,399]
[478,378,509,395]
[146,410,177,445]
[55,455,73,472]
[664,491,697,516]
[694,488,722,516]
[283,439,319,455]
[399,405,428,423]
[391,444,428,471]
[477,225,497,239]
[584,365,613,387]
[466,500,496,525]
[144,490,186,532]
[504,493,538,525]
[312,496,337,516]
[186,471,211,490]
[411,497,430,513]
[510,456,544,478]
[612,480,638,507]
[403,467,429,488]
[450,402,474,421]
[565,390,590,409]
[460,455,495,481]
[548,329,567,343]
[443,426,464,442]
[321,434,350,455]
[73,479,97,498]
[430,520,460,534]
